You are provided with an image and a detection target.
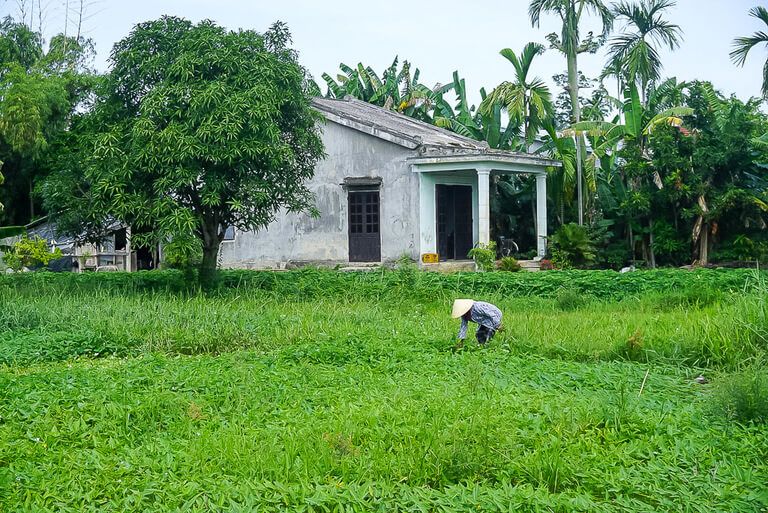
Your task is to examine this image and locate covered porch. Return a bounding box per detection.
[410,151,560,263]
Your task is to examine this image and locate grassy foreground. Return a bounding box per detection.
[1,269,767,511]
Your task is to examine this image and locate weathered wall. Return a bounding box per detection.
[218,120,420,269]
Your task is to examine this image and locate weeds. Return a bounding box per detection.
[712,366,768,425]
[1,270,767,511]
[555,288,589,311]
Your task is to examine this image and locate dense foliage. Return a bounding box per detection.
[315,2,768,269]
[0,16,95,224]
[40,17,324,282]
[1,234,62,270]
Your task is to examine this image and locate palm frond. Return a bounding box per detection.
[763,57,768,99]
[730,32,768,66]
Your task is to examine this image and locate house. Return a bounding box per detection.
[1,217,159,272]
[2,97,560,272]
[219,97,560,269]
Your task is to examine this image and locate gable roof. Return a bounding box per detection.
[312,96,489,151]
[311,96,560,168]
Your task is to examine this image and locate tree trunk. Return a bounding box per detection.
[567,47,584,225]
[648,218,656,268]
[700,224,709,266]
[29,178,34,220]
[199,217,223,288]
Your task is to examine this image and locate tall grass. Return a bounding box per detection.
[1,269,766,368]
[1,269,767,511]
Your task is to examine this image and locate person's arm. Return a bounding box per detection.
[458,317,468,340]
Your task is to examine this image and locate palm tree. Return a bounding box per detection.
[529,0,613,224]
[480,43,554,152]
[731,6,768,99]
[569,81,692,265]
[608,0,682,104]
[434,71,522,150]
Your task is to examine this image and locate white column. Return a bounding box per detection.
[477,168,491,245]
[536,173,548,258]
[417,171,437,255]
[125,226,132,272]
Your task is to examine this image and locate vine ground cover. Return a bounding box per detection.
[1,269,767,511]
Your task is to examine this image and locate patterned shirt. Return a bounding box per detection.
[458,301,503,339]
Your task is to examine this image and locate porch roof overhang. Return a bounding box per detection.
[408,147,561,174]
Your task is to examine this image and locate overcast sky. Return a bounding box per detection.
[3,0,767,106]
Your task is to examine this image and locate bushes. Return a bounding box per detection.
[712,367,768,425]
[0,267,761,301]
[498,256,522,272]
[549,223,596,269]
[2,235,63,271]
[467,242,496,272]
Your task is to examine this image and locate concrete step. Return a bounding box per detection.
[517,260,541,272]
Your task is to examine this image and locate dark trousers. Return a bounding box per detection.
[476,325,496,344]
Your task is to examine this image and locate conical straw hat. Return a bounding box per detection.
[451,299,475,318]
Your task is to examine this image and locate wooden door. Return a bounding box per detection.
[436,185,473,260]
[348,190,381,262]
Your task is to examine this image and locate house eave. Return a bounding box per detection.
[408,152,560,174]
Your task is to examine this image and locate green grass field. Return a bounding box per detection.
[1,269,767,511]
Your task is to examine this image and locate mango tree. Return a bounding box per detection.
[66,17,324,284]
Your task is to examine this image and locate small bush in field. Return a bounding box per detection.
[713,368,768,425]
[498,257,522,272]
[3,235,62,271]
[468,242,497,272]
[555,288,587,311]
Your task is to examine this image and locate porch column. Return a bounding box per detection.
[125,226,132,272]
[536,173,547,258]
[477,167,491,245]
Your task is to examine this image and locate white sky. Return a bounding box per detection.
[3,0,768,106]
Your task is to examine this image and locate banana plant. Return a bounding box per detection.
[320,57,439,122]
[567,81,692,160]
[536,122,577,224]
[434,71,521,149]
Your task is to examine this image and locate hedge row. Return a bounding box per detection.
[1,267,762,300]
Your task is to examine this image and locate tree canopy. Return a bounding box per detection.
[0,16,95,224]
[45,16,324,281]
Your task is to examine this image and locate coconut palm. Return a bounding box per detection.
[608,0,682,103]
[529,0,613,224]
[730,6,768,99]
[480,43,554,152]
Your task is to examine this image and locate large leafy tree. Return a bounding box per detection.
[529,0,613,224]
[480,43,554,151]
[0,16,94,224]
[607,0,682,103]
[677,83,768,264]
[731,6,768,99]
[54,17,324,282]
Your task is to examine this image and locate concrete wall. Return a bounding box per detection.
[218,120,420,269]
